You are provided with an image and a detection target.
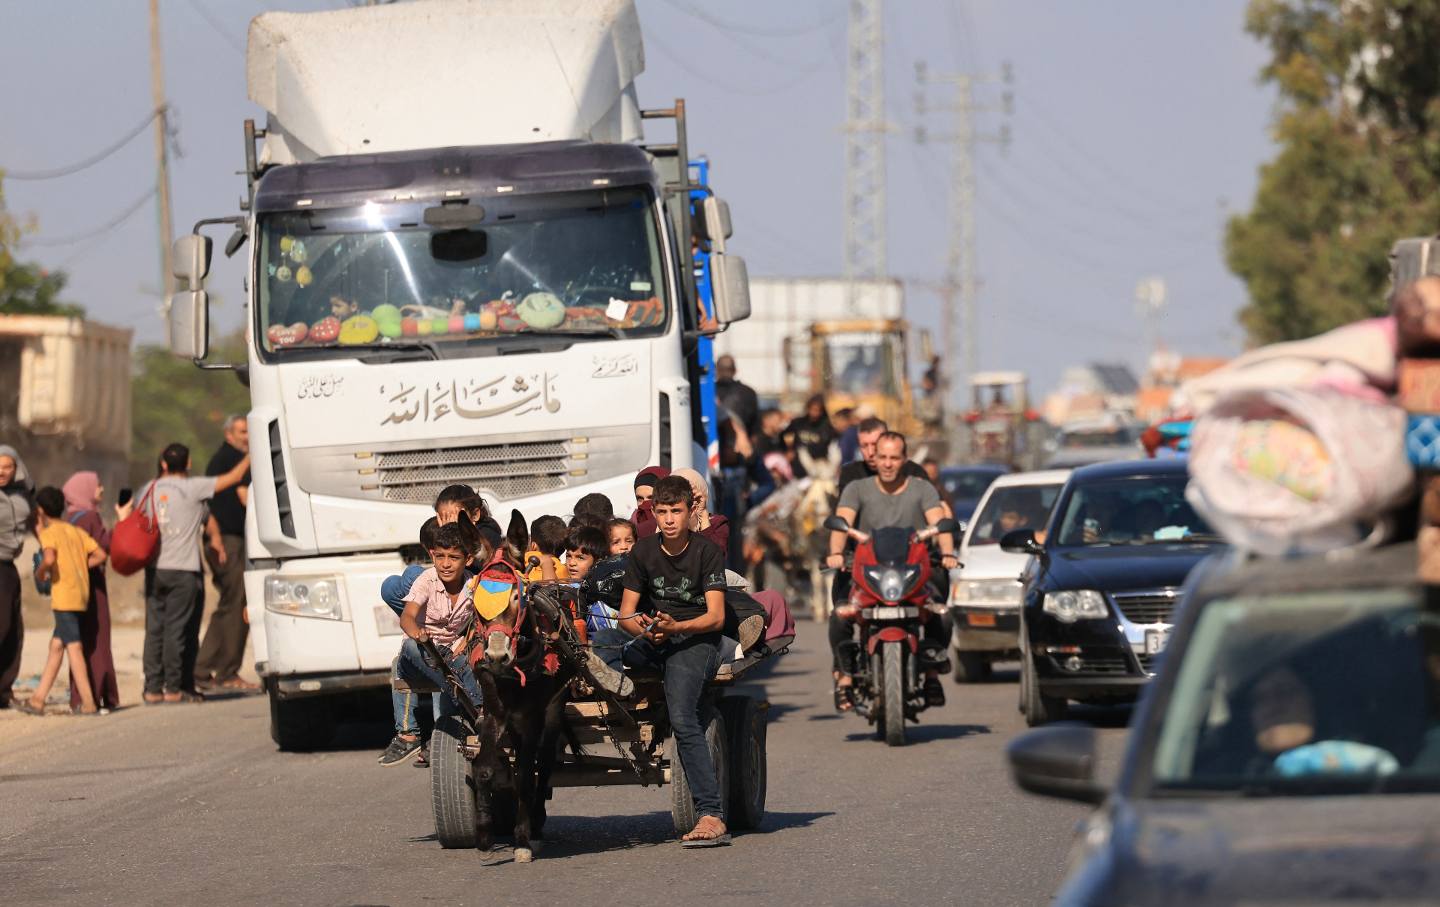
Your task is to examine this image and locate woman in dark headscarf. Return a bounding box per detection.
[784,394,837,466]
[0,445,34,710]
[62,471,122,712]
[630,466,671,538]
[673,468,730,553]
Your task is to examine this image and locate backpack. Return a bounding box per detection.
[111,482,161,576]
[32,511,87,596]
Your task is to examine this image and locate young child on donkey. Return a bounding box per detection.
[591,475,733,847]
[383,521,485,763]
[17,487,107,715]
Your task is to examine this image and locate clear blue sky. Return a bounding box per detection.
[0,0,1274,397]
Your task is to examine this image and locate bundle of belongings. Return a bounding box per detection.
[1175,294,1427,557]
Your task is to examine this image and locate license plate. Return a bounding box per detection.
[1144,628,1170,655]
[870,606,912,621]
[967,612,996,627]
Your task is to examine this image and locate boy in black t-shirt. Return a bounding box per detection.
[592,474,730,847]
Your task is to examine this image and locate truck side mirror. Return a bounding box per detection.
[168,290,210,360]
[711,253,751,325]
[699,196,732,254]
[172,234,213,287]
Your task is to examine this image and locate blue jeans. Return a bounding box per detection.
[384,565,433,736]
[392,637,481,736]
[593,627,724,819]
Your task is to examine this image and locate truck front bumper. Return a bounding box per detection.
[263,668,393,700]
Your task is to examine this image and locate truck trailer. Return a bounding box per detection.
[165,0,750,749]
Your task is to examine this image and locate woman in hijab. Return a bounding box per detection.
[784,394,837,468]
[673,468,730,553]
[62,472,124,712]
[0,445,34,710]
[630,465,671,538]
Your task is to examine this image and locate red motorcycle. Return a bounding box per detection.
[826,515,957,746]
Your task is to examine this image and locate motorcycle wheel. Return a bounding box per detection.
[881,640,907,747]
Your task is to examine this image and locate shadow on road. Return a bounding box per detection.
[844,723,991,743]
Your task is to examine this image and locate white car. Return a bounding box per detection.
[948,469,1071,682]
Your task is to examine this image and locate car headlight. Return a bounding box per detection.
[951,579,1023,605]
[265,575,344,620]
[862,565,922,602]
[1042,589,1108,623]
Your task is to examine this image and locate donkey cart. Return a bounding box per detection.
[418,584,793,853]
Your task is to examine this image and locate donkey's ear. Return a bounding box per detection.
[506,509,529,552]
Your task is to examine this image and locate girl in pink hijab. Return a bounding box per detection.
[62,471,121,712]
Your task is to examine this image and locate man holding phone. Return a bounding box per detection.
[592,474,730,847]
[197,416,253,691]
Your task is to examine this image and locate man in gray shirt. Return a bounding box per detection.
[826,432,954,710]
[138,442,250,703]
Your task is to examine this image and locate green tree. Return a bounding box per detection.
[1227,0,1440,344]
[0,174,84,317]
[130,328,251,484]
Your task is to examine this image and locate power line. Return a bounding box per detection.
[658,0,842,39]
[188,0,245,56]
[3,108,162,181]
[24,185,158,247]
[646,31,829,96]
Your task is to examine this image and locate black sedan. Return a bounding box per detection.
[1002,458,1223,726]
[1006,541,1440,905]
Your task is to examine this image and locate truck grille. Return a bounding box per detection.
[375,441,569,504]
[1110,589,1181,625]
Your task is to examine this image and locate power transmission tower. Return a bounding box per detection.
[148,0,175,304]
[842,0,888,313]
[914,62,1011,419]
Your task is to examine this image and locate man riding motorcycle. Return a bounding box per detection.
[827,431,956,711]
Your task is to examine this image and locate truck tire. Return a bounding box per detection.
[430,716,479,849]
[670,708,728,836]
[719,696,766,831]
[267,688,336,752]
[952,649,993,684]
[881,641,907,747]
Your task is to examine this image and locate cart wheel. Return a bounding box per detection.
[719,695,767,831]
[670,708,728,836]
[430,716,479,849]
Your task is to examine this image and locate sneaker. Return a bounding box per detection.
[584,652,634,698]
[922,675,946,708]
[378,734,422,767]
[737,614,765,652]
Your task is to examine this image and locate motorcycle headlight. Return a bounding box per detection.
[951,579,1023,605]
[1042,589,1108,623]
[265,575,344,620]
[863,565,922,601]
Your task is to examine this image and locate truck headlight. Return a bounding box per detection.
[265,575,344,620]
[1042,589,1108,623]
[951,579,1023,606]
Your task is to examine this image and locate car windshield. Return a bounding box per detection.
[942,469,1003,502]
[1150,587,1440,796]
[255,188,668,361]
[1053,475,1214,546]
[968,483,1062,546]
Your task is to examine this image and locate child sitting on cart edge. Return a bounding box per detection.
[592,474,732,847]
[380,520,485,766]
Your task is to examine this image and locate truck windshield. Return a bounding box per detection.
[1150,588,1440,796]
[822,331,904,399]
[255,188,668,360]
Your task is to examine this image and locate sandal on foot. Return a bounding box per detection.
[16,700,46,716]
[143,692,166,705]
[833,682,854,713]
[680,818,731,848]
[163,690,206,704]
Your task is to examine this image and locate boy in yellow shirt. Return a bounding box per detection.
[18,487,106,715]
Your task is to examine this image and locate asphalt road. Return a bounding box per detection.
[0,628,1129,906]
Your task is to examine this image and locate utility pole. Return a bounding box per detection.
[842,0,888,313]
[149,0,175,302]
[915,62,1011,421]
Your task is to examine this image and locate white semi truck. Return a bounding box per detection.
[166,0,750,749]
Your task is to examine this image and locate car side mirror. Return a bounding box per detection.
[999,529,1041,555]
[1006,725,1106,804]
[711,253,751,325]
[824,515,850,534]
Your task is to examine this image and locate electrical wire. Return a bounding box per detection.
[188,0,245,56]
[646,31,830,96]
[24,185,157,247]
[4,109,162,181]
[658,0,842,39]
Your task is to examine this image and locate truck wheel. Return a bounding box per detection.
[719,696,766,831]
[881,641,907,747]
[670,708,728,836]
[1020,652,1067,727]
[952,649,993,684]
[267,688,336,752]
[430,716,479,849]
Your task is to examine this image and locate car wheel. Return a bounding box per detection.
[1020,652,1067,727]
